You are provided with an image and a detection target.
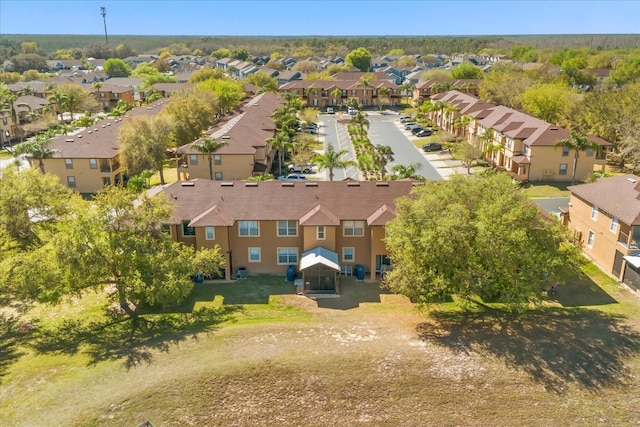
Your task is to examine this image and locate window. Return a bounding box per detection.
[248,247,261,262]
[65,159,73,169]
[239,220,259,236]
[591,205,599,221]
[317,226,325,240]
[182,221,195,236]
[102,177,111,186]
[340,265,353,276]
[277,247,298,264]
[214,154,222,165]
[610,217,618,233]
[343,220,364,236]
[561,146,570,157]
[587,230,595,248]
[189,154,198,165]
[205,226,215,240]
[342,247,354,262]
[215,172,223,181]
[89,158,97,169]
[559,163,568,175]
[523,145,530,155]
[67,176,76,188]
[161,224,172,235]
[277,220,297,237]
[586,148,594,157]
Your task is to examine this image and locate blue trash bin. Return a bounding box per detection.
[193,273,204,284]
[286,265,296,281]
[355,265,365,280]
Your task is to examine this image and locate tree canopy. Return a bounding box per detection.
[103,58,132,77]
[450,62,483,79]
[384,173,582,309]
[345,47,372,72]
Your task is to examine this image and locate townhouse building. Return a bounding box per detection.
[567,175,640,293]
[29,100,168,194]
[86,83,135,111]
[428,91,610,182]
[175,92,282,181]
[279,79,402,109]
[149,179,417,288]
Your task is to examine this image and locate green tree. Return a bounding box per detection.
[457,136,483,174]
[478,69,532,109]
[14,133,56,174]
[373,144,394,180]
[311,145,355,181]
[521,83,576,125]
[210,48,232,59]
[450,62,483,79]
[384,173,582,309]
[10,53,47,74]
[191,137,228,180]
[231,48,249,60]
[246,71,279,93]
[554,130,601,185]
[189,68,226,83]
[345,47,372,72]
[103,58,132,77]
[267,131,291,174]
[161,90,217,147]
[197,79,244,114]
[610,54,640,86]
[391,162,423,180]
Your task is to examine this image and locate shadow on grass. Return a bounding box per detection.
[178,277,295,309]
[416,306,640,394]
[0,313,33,384]
[551,268,617,307]
[28,305,240,370]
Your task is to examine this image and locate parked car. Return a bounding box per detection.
[399,115,411,122]
[277,173,307,181]
[403,122,417,129]
[411,126,424,135]
[422,142,443,152]
[415,129,433,137]
[326,107,334,114]
[287,164,314,173]
[348,107,357,115]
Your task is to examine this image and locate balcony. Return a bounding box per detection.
[618,227,640,250]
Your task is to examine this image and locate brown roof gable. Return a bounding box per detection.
[569,174,640,225]
[150,180,417,226]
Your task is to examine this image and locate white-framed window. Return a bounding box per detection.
[586,148,594,157]
[189,154,198,165]
[205,226,215,240]
[340,265,353,276]
[342,247,354,262]
[214,154,222,165]
[215,172,223,181]
[277,247,298,265]
[182,220,195,237]
[559,163,568,175]
[161,224,172,235]
[587,230,595,248]
[343,220,364,236]
[591,205,599,221]
[89,158,97,169]
[277,220,297,237]
[67,176,76,188]
[610,217,618,233]
[561,146,570,157]
[317,226,325,240]
[239,220,259,236]
[65,158,73,169]
[523,145,530,155]
[248,247,261,262]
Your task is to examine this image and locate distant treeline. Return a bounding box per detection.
[1,34,639,58]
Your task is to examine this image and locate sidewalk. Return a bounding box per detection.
[422,151,469,180]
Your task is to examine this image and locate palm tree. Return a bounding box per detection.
[312,145,356,181]
[554,130,602,185]
[266,131,291,175]
[92,81,104,111]
[399,81,415,105]
[330,87,343,110]
[391,162,423,180]
[48,91,68,122]
[191,137,228,180]
[351,111,369,138]
[453,115,471,139]
[15,133,56,174]
[305,85,317,106]
[373,144,394,180]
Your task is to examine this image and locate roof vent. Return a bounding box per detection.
[222,135,231,140]
[245,182,258,187]
[221,182,234,187]
[181,181,195,187]
[65,138,74,142]
[106,122,111,126]
[101,125,106,128]
[87,131,92,134]
[376,182,389,187]
[281,182,294,187]
[627,178,638,183]
[77,134,82,138]
[93,129,98,132]
[305,182,318,187]
[347,182,360,187]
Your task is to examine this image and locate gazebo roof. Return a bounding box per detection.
[300,247,339,271]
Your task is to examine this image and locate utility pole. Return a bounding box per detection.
[100,6,109,44]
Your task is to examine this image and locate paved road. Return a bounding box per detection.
[318,112,442,181]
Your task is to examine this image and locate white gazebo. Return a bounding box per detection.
[299,247,340,294]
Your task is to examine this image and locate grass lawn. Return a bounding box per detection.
[522,181,571,197]
[2,269,640,426]
[0,150,13,160]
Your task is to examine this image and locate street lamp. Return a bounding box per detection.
[100,7,108,45]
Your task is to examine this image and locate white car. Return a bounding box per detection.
[287,164,314,173]
[326,107,334,114]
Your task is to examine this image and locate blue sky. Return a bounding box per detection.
[1,0,639,36]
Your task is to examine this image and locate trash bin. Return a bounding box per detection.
[237,267,247,279]
[193,273,204,284]
[355,265,365,280]
[286,265,296,281]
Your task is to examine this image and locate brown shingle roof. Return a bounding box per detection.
[569,175,640,225]
[151,180,416,226]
